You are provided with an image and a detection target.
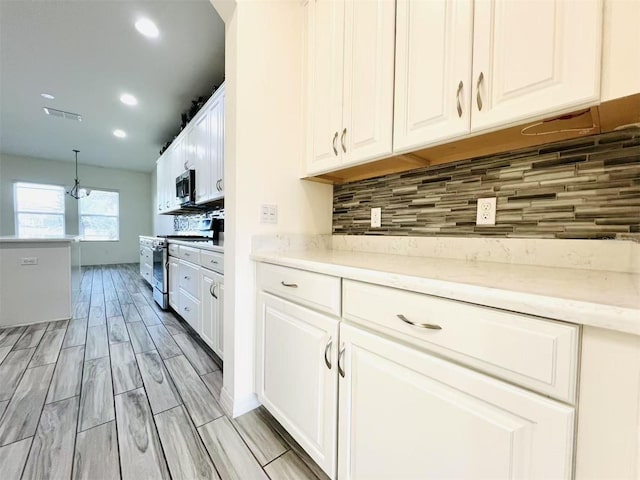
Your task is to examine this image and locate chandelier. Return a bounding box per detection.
[66,149,90,199]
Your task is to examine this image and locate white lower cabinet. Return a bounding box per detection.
[178,289,200,332]
[200,268,224,359]
[256,292,339,479]
[168,257,179,311]
[337,322,575,480]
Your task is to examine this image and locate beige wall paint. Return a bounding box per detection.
[0,153,152,265]
[210,0,334,416]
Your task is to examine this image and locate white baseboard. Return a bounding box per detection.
[220,387,261,418]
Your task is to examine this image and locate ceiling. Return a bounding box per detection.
[0,0,225,172]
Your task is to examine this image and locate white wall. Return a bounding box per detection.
[210,0,333,416]
[0,153,153,265]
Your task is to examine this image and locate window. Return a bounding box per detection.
[79,189,119,241]
[14,182,66,237]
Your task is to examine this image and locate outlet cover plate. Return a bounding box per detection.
[476,197,497,225]
[371,207,381,228]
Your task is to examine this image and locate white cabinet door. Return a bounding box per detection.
[215,276,224,359]
[393,0,473,153]
[307,0,345,174]
[471,0,602,133]
[257,292,339,479]
[341,0,395,166]
[194,111,211,204]
[168,258,179,311]
[209,90,225,201]
[338,323,575,480]
[200,268,223,358]
[200,269,216,348]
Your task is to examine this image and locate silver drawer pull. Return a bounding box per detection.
[338,343,345,378]
[184,275,190,280]
[210,260,218,264]
[324,338,332,370]
[397,314,442,330]
[281,281,298,288]
[184,307,191,312]
[184,252,190,256]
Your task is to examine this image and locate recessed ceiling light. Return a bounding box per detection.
[135,18,159,38]
[113,129,127,138]
[40,93,55,100]
[120,93,138,106]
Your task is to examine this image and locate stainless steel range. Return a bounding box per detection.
[139,216,224,310]
[139,236,170,309]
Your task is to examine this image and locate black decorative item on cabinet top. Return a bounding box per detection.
[159,81,224,156]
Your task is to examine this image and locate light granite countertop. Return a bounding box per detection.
[251,248,640,336]
[0,235,80,243]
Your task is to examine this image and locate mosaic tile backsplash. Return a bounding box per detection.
[333,129,640,239]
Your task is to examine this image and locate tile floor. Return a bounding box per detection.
[0,264,328,480]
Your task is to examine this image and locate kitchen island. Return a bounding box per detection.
[0,236,80,327]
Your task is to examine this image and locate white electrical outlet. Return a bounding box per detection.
[476,197,497,225]
[20,257,38,265]
[260,204,278,224]
[371,207,382,228]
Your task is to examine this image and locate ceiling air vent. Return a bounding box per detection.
[43,107,82,122]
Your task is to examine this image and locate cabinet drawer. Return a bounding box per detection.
[178,260,200,298]
[200,250,224,274]
[178,289,200,332]
[178,245,200,263]
[168,244,179,257]
[343,280,579,403]
[258,263,341,316]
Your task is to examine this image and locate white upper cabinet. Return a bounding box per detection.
[196,85,225,204]
[306,0,395,175]
[194,112,211,203]
[307,0,604,175]
[471,0,602,133]
[156,83,225,213]
[393,0,474,153]
[308,0,344,173]
[341,0,395,166]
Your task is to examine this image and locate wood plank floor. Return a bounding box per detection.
[0,264,327,480]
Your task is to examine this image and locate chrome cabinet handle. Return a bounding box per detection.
[140,250,144,255]
[332,132,338,156]
[218,179,223,191]
[476,72,484,111]
[341,128,347,153]
[397,314,442,330]
[280,281,298,288]
[184,253,190,256]
[210,284,218,299]
[184,275,190,280]
[210,260,218,265]
[184,306,191,312]
[456,80,463,118]
[338,343,345,378]
[324,338,332,370]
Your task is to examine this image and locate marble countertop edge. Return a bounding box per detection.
[251,249,640,337]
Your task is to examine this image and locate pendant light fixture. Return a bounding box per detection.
[66,149,90,199]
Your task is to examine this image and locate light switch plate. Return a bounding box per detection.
[261,204,278,224]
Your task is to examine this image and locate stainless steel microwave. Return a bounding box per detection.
[176,170,196,205]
